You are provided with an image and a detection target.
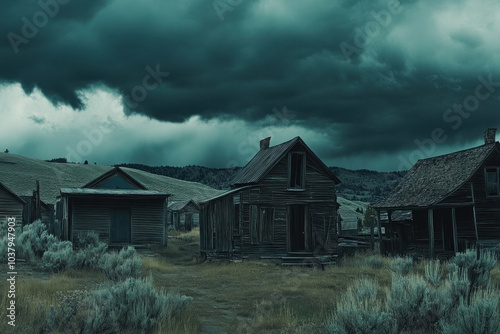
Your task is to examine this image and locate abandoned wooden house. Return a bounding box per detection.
[199,136,341,261]
[167,200,200,231]
[56,167,170,246]
[373,128,500,258]
[0,181,26,226]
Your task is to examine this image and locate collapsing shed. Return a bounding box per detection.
[374,129,500,258]
[199,136,341,261]
[57,167,170,246]
[0,181,26,226]
[167,200,200,231]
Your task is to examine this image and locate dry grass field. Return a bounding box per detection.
[1,228,499,334]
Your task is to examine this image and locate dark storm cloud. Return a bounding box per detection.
[1,0,500,168]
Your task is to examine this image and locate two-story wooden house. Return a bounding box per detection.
[199,136,341,261]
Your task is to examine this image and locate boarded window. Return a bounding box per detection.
[485,168,500,197]
[250,205,274,244]
[288,152,305,189]
[260,208,274,242]
[250,205,259,244]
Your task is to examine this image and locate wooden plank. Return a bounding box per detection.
[451,207,458,253]
[428,209,434,258]
[471,183,479,241]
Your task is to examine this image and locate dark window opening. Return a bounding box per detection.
[289,152,305,189]
[485,168,500,197]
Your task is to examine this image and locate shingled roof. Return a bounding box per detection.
[230,136,341,187]
[373,142,500,209]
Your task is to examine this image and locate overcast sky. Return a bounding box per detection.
[1,0,499,171]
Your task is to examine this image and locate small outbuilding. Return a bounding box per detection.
[374,128,500,258]
[57,167,170,246]
[167,200,200,231]
[0,181,26,226]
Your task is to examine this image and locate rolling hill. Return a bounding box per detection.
[0,152,369,226]
[0,152,224,204]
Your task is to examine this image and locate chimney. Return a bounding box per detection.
[484,128,497,145]
[260,137,271,151]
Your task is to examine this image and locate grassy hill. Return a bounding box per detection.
[0,152,368,225]
[0,153,224,204]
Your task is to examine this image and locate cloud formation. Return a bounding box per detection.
[1,0,500,170]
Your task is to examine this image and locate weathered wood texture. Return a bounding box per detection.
[0,185,24,225]
[200,141,338,259]
[68,197,166,245]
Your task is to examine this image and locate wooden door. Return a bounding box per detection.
[110,207,131,243]
[288,205,309,252]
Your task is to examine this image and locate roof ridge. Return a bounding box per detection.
[416,142,497,163]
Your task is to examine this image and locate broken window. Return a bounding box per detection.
[485,168,500,197]
[288,152,305,189]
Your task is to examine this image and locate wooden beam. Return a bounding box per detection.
[452,207,458,253]
[428,209,434,258]
[471,183,479,241]
[370,215,375,251]
[388,210,394,253]
[376,210,382,239]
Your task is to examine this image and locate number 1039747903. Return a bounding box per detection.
[7,217,16,270]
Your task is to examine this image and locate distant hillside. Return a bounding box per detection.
[330,167,406,203]
[0,153,223,204]
[116,163,406,204]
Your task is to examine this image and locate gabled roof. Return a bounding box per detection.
[0,182,26,205]
[373,142,500,210]
[229,136,341,187]
[82,167,147,189]
[60,188,170,198]
[167,199,200,211]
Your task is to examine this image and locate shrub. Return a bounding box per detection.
[452,249,497,289]
[42,241,74,272]
[327,278,396,334]
[101,246,142,281]
[42,290,88,334]
[85,278,192,333]
[390,256,413,276]
[387,274,450,332]
[17,220,56,261]
[450,249,497,302]
[441,289,500,334]
[70,231,108,269]
[425,260,442,287]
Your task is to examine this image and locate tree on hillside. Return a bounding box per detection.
[4,149,8,153]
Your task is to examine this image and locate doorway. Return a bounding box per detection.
[288,205,309,252]
[110,207,131,243]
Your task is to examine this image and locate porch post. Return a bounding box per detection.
[428,208,434,258]
[451,207,458,253]
[388,210,394,253]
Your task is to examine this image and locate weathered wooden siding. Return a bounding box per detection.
[0,187,24,225]
[438,149,500,241]
[200,141,338,259]
[70,197,165,245]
